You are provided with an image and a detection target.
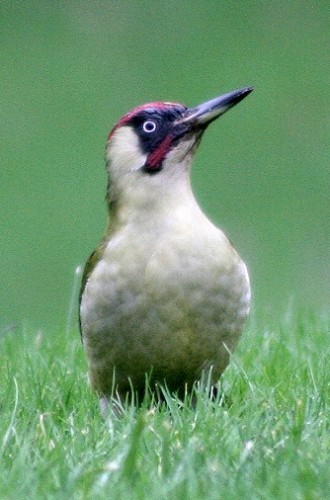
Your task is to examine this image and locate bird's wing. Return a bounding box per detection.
[78,240,107,340]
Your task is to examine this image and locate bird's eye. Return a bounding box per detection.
[142,121,157,133]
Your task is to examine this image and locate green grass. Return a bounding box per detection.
[1,312,330,499]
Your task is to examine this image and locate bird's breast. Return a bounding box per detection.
[80,210,250,394]
[80,217,250,348]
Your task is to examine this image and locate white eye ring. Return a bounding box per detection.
[142,121,156,133]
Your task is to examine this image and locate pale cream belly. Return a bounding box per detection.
[80,239,250,396]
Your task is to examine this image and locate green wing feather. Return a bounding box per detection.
[78,240,107,340]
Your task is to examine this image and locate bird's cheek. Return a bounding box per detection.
[145,135,173,171]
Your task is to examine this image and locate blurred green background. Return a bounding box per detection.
[1,1,329,331]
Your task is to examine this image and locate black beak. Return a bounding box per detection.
[178,87,253,128]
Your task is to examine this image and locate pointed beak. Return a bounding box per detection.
[178,86,253,128]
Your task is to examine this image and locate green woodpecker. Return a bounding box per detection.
[79,87,253,414]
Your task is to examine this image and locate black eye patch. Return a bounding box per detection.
[129,107,185,155]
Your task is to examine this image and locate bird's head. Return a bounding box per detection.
[105,87,253,212]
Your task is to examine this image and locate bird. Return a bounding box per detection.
[79,87,253,415]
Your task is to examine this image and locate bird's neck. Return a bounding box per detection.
[106,172,204,233]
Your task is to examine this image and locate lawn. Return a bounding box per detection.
[1,312,329,499]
